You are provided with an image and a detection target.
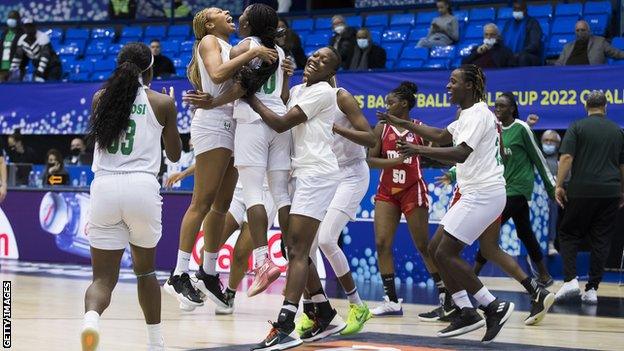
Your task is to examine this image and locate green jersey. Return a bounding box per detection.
[502,119,555,199]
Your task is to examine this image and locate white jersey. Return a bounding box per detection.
[194,36,234,121]
[92,87,163,176]
[233,36,286,124]
[446,101,505,193]
[331,88,366,167]
[288,81,339,178]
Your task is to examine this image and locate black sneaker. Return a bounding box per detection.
[163,272,204,307]
[215,289,236,315]
[418,306,444,322]
[482,299,515,344]
[537,277,554,288]
[525,288,555,326]
[250,321,302,351]
[419,296,458,322]
[437,307,485,338]
[300,309,347,342]
[193,266,229,309]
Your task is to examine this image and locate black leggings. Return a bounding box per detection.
[476,195,544,265]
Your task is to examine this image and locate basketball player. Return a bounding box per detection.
[379,65,514,343]
[81,43,182,351]
[367,82,449,319]
[164,7,278,309]
[245,46,344,350]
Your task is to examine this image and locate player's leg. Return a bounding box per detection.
[130,245,163,350]
[473,196,513,275]
[215,222,253,315]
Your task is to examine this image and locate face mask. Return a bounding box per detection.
[48,161,56,167]
[542,144,557,155]
[512,11,524,20]
[71,148,81,156]
[6,19,17,28]
[483,38,496,46]
[357,39,369,49]
[334,25,345,34]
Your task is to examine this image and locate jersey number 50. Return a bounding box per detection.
[392,169,406,184]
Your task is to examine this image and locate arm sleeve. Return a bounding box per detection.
[604,40,624,59]
[448,17,459,42]
[559,122,577,156]
[523,19,542,55]
[521,124,556,196]
[294,86,333,121]
[370,46,386,68]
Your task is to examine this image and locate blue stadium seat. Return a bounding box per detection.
[385,59,395,69]
[528,4,553,19]
[469,7,495,23]
[430,45,456,58]
[173,57,186,69]
[90,27,115,40]
[381,29,409,43]
[305,33,330,46]
[424,58,449,69]
[584,1,612,15]
[84,55,105,65]
[65,28,90,41]
[547,34,575,56]
[496,19,508,32]
[70,71,91,82]
[63,40,86,55]
[305,46,323,57]
[85,42,108,57]
[408,27,429,42]
[555,3,582,17]
[161,40,180,57]
[292,18,314,32]
[390,13,415,27]
[457,41,479,57]
[315,17,333,30]
[44,28,64,41]
[497,8,513,20]
[145,25,167,40]
[401,45,428,60]
[611,37,624,49]
[369,30,382,44]
[396,60,424,69]
[93,58,116,74]
[464,23,485,39]
[73,60,94,74]
[365,14,389,29]
[176,68,186,77]
[345,16,362,28]
[416,11,437,25]
[609,58,624,65]
[585,14,608,35]
[538,20,550,36]
[121,26,143,40]
[450,58,462,68]
[382,43,403,60]
[454,10,468,23]
[107,44,123,56]
[168,24,190,39]
[551,17,578,34]
[180,40,194,53]
[230,36,241,46]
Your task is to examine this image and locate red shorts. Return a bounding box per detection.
[375,182,429,215]
[450,186,502,223]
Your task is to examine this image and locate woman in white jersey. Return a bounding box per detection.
[380,65,514,343]
[164,7,278,309]
[81,43,181,351]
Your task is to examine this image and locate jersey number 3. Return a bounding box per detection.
[392,169,406,184]
[107,120,136,155]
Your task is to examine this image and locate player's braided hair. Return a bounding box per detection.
[500,92,519,119]
[390,81,418,110]
[459,64,487,103]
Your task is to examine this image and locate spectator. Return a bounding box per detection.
[108,0,136,20]
[0,11,24,82]
[554,91,624,305]
[348,28,386,70]
[555,20,624,66]
[541,129,562,256]
[9,18,62,82]
[277,0,292,13]
[462,23,515,68]
[42,149,69,186]
[417,0,459,48]
[276,18,306,68]
[64,137,93,166]
[0,144,6,203]
[6,129,37,164]
[330,15,357,69]
[163,0,191,18]
[150,39,175,78]
[502,1,542,66]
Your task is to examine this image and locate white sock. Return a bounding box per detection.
[474,286,496,307]
[202,251,218,276]
[252,245,268,269]
[452,290,473,309]
[83,310,100,329]
[346,287,363,306]
[311,292,328,303]
[146,323,164,347]
[173,250,191,276]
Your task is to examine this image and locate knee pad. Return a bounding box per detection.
[268,170,292,209]
[239,166,266,208]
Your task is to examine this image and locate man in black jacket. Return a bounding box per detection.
[0,11,23,82]
[502,1,543,66]
[463,23,515,68]
[348,28,386,70]
[9,18,62,82]
[329,15,356,70]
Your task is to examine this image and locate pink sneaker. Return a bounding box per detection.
[248,257,281,297]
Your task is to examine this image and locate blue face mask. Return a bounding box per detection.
[542,144,557,155]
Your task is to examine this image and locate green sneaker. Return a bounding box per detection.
[340,303,372,335]
[295,313,315,336]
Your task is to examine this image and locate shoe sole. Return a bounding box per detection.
[215,307,234,315]
[581,298,598,305]
[437,319,485,338]
[301,320,347,342]
[247,269,281,297]
[418,314,441,323]
[525,293,555,326]
[372,309,403,317]
[555,288,581,303]
[482,302,515,344]
[164,282,204,307]
[192,280,229,309]
[253,338,303,351]
[81,327,99,351]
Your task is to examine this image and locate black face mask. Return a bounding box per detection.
[71,148,81,156]
[48,162,56,168]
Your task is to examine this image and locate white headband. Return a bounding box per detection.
[138,54,154,85]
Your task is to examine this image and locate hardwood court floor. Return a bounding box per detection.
[3,266,624,351]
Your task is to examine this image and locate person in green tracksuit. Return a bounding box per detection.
[473,92,555,287]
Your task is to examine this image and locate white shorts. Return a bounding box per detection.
[329,160,370,220]
[440,186,506,245]
[229,186,277,227]
[234,120,291,171]
[190,114,236,155]
[88,172,162,250]
[291,176,339,222]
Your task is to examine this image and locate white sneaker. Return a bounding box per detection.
[80,325,99,351]
[148,337,165,351]
[548,242,558,256]
[581,288,598,305]
[554,278,581,302]
[371,295,403,317]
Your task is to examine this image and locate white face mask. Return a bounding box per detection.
[334,24,345,34]
[357,39,369,49]
[512,11,524,20]
[6,19,17,28]
[483,38,496,46]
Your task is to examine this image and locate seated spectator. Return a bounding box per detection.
[9,18,62,82]
[502,1,542,66]
[417,0,459,48]
[150,39,175,78]
[6,129,37,164]
[330,15,357,69]
[163,0,191,18]
[276,18,307,68]
[0,11,24,82]
[64,137,93,166]
[108,0,136,20]
[348,28,387,70]
[555,20,624,65]
[462,23,515,68]
[43,149,69,186]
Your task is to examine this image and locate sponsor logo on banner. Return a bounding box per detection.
[0,209,19,259]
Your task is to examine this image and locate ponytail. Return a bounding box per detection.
[188,8,212,90]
